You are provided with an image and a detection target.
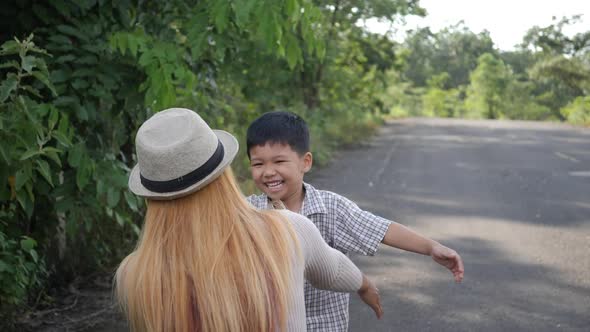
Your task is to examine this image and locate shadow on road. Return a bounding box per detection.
[349,236,590,332]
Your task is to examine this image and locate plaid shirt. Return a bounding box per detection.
[247,182,391,331]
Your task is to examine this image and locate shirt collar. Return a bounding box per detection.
[300,182,327,217]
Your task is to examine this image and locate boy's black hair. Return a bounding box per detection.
[246,111,310,158]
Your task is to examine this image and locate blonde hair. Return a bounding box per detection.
[115,168,298,332]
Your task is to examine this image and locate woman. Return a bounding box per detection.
[115,108,382,331]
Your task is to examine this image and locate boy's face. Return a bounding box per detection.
[249,143,312,203]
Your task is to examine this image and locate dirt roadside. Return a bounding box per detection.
[14,273,127,332]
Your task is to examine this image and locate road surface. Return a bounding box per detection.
[308,118,590,332]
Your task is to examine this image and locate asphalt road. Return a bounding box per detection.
[308,118,590,332]
[46,118,588,332]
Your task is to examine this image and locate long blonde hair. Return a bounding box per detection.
[115,168,298,332]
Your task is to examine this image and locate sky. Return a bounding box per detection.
[363,0,590,51]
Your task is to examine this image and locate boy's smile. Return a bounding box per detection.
[249,142,312,212]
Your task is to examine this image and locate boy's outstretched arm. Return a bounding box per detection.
[381,223,464,282]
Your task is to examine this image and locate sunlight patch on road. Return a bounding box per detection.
[554,152,580,163]
[569,171,590,177]
[398,291,435,306]
[455,162,478,170]
[386,194,463,208]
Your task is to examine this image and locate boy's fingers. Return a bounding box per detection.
[453,254,465,282]
[375,301,383,319]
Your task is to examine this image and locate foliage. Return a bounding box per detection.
[0,0,325,318]
[0,35,54,323]
[0,0,410,322]
[465,53,511,119]
[561,96,590,126]
[401,23,496,89]
[0,229,46,319]
[390,17,588,124]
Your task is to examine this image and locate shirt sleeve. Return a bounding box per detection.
[283,211,363,293]
[333,194,392,255]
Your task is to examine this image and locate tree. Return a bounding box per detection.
[465,53,512,119]
[520,15,590,121]
[422,72,462,117]
[0,0,329,322]
[297,0,425,109]
[401,23,496,89]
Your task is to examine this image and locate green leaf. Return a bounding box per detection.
[56,54,76,63]
[138,51,153,67]
[116,3,132,28]
[0,40,20,56]
[56,25,88,41]
[20,149,42,161]
[45,150,62,167]
[77,106,88,121]
[0,162,9,200]
[71,79,89,90]
[0,73,18,103]
[29,250,39,263]
[52,131,72,147]
[22,55,37,73]
[0,144,8,163]
[48,106,59,130]
[50,69,71,83]
[210,1,230,33]
[115,212,125,226]
[48,34,72,46]
[54,95,80,107]
[72,68,94,77]
[32,71,57,96]
[285,0,299,19]
[68,143,83,167]
[114,33,128,54]
[0,261,11,273]
[20,237,37,251]
[50,0,73,18]
[16,190,34,219]
[284,33,302,69]
[75,55,98,64]
[233,0,255,28]
[0,60,19,70]
[107,187,120,208]
[124,191,138,212]
[15,168,30,190]
[23,86,42,98]
[96,179,105,196]
[42,147,63,154]
[36,160,53,187]
[76,158,92,190]
[127,35,139,58]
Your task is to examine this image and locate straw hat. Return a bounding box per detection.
[128,108,238,200]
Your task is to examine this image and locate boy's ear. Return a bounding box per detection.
[302,152,313,172]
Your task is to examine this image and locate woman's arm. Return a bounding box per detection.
[285,211,383,318]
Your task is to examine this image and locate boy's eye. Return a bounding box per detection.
[251,163,262,167]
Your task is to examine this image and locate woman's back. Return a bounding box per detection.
[117,169,300,332]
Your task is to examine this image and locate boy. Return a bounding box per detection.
[246,111,464,331]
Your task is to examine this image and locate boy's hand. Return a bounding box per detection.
[357,274,383,319]
[430,243,464,283]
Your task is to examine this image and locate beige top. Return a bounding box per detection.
[278,210,363,331]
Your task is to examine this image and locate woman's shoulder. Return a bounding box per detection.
[276,210,314,229]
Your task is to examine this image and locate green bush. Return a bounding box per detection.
[561,96,590,126]
[0,1,397,324]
